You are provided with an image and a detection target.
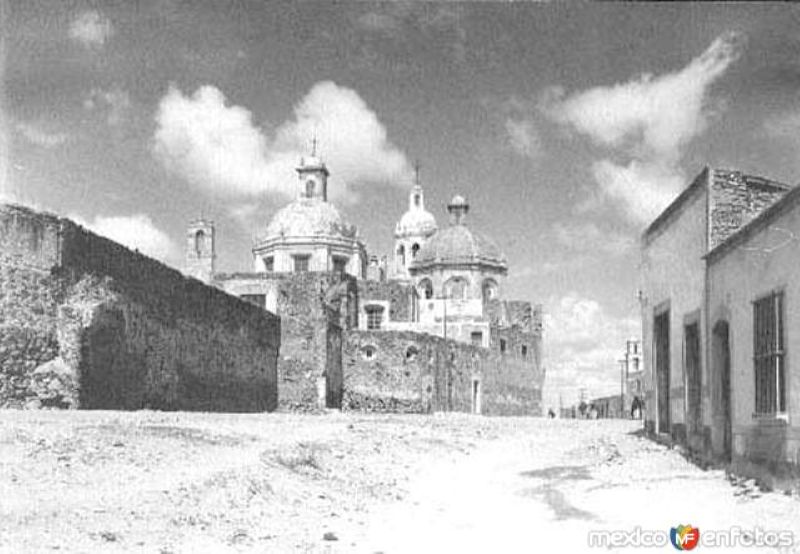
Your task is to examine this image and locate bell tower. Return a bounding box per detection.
[392,162,437,280]
[296,136,329,202]
[185,218,215,283]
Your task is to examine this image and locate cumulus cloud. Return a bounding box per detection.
[543,32,742,223]
[505,118,542,159]
[153,81,412,201]
[84,86,131,126]
[15,122,69,148]
[72,214,177,263]
[543,293,639,409]
[69,10,114,47]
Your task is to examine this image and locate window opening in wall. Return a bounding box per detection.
[362,345,377,360]
[500,338,507,353]
[264,256,274,272]
[420,279,433,300]
[754,291,786,416]
[194,230,205,256]
[405,345,419,361]
[332,256,348,275]
[471,331,483,347]
[365,305,384,330]
[293,255,310,273]
[521,344,528,359]
[411,243,420,258]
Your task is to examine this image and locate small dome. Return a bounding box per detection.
[412,225,507,271]
[263,199,357,240]
[449,195,467,207]
[396,208,437,238]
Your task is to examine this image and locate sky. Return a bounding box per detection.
[5,2,800,408]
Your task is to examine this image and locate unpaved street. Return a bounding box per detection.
[1,412,799,553]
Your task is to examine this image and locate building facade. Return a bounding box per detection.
[640,167,800,485]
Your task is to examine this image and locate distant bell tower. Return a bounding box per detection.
[392,161,437,280]
[185,218,215,283]
[296,135,329,202]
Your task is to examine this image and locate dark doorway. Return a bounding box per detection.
[654,310,671,434]
[685,322,702,436]
[713,321,732,461]
[325,322,343,409]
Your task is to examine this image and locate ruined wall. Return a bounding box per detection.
[342,328,542,416]
[357,279,413,322]
[0,204,280,411]
[215,272,357,410]
[342,329,478,413]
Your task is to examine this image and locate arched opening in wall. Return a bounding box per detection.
[306,179,315,198]
[194,230,205,256]
[410,288,420,322]
[396,244,406,268]
[405,345,419,362]
[482,279,498,304]
[414,193,421,207]
[419,278,433,300]
[411,243,420,258]
[361,344,378,360]
[445,277,469,300]
[365,304,384,330]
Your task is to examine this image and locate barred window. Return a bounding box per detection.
[754,291,785,416]
[365,305,384,330]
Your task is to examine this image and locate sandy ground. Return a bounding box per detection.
[1,411,799,553]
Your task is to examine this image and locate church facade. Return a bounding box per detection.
[185,153,544,415]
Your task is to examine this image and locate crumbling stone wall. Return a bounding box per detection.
[342,328,543,415]
[357,279,413,322]
[215,272,357,410]
[0,204,280,411]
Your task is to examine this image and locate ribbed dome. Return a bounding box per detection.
[396,208,437,237]
[263,199,357,240]
[412,225,507,270]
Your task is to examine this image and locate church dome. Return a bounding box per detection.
[411,194,507,272]
[412,225,507,270]
[396,207,437,237]
[263,198,357,240]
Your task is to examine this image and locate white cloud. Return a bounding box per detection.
[69,10,114,47]
[15,122,69,148]
[542,293,639,410]
[84,86,131,126]
[153,81,412,201]
[543,32,742,223]
[505,118,542,159]
[72,214,177,263]
[591,159,685,223]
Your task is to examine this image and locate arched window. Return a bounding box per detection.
[414,194,421,207]
[419,278,433,300]
[194,230,205,256]
[405,345,419,361]
[482,279,498,303]
[306,179,315,198]
[397,244,406,267]
[362,345,377,360]
[365,305,384,330]
[445,277,469,300]
[411,243,420,258]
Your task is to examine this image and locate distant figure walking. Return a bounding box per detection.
[547,408,556,419]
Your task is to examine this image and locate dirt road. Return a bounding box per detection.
[1,412,799,553]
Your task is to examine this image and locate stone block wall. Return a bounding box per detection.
[0,204,280,412]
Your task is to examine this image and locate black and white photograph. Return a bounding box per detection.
[2,1,800,552]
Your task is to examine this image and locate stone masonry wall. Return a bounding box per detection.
[214,272,357,410]
[357,279,413,322]
[0,204,280,411]
[709,169,790,250]
[343,328,543,416]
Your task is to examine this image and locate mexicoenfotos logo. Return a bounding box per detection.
[670,525,700,551]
